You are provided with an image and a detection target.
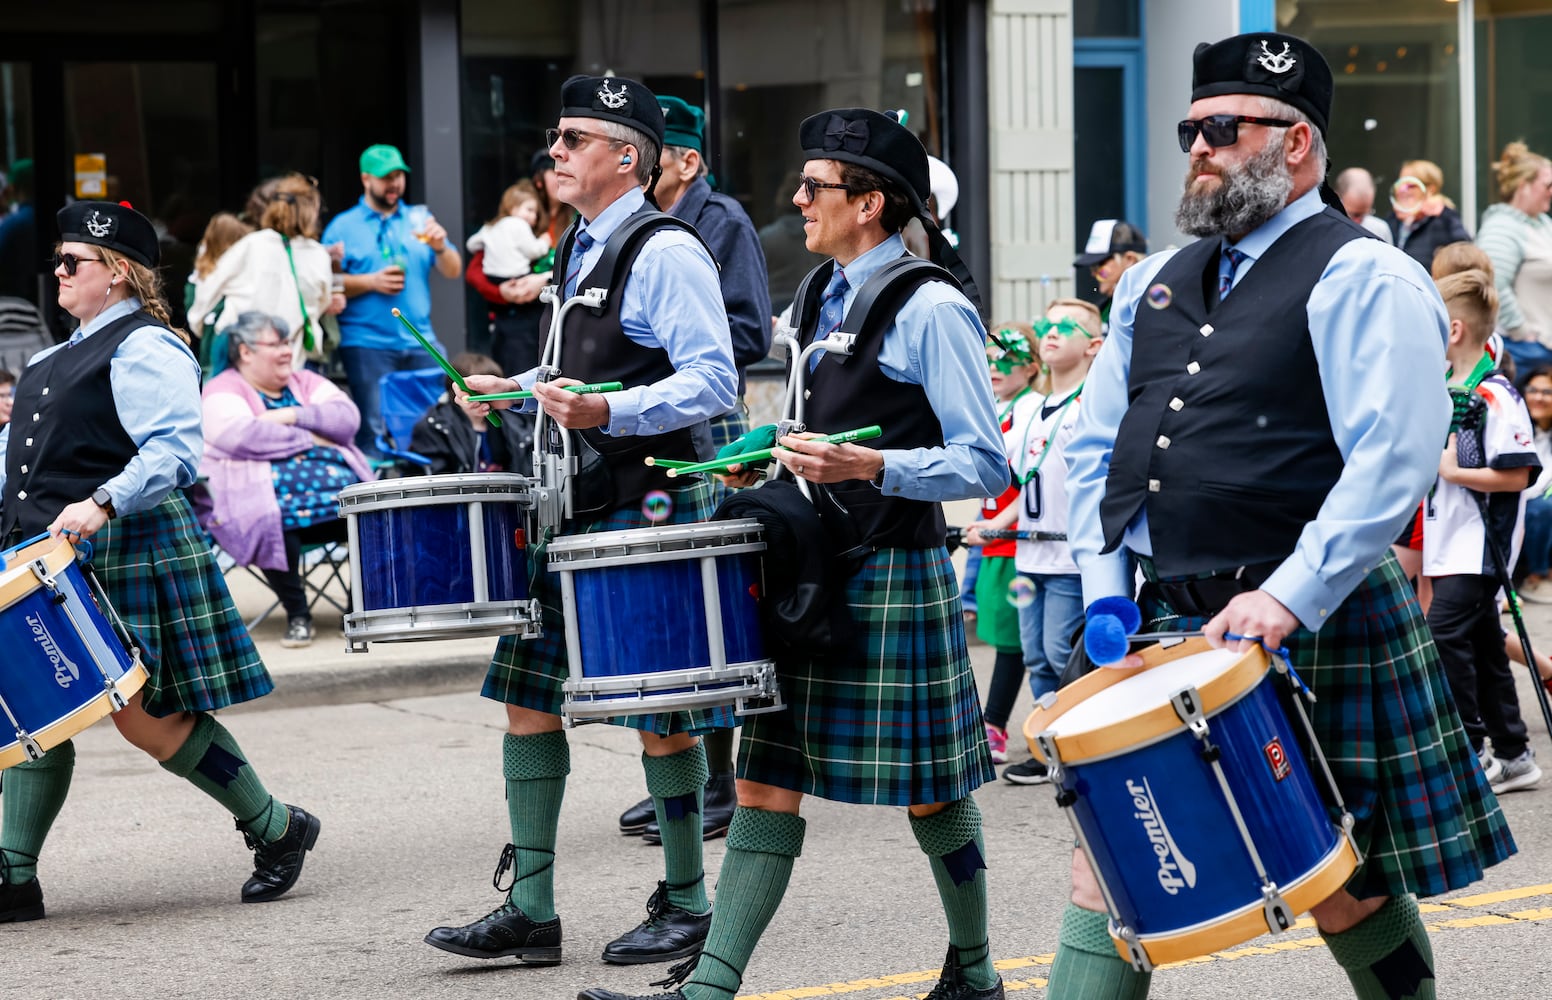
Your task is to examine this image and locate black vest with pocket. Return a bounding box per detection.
[1099,207,1368,574]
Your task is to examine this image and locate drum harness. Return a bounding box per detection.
[1034,634,1363,972]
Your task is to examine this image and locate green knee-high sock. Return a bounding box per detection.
[642,743,710,912]
[909,798,998,991]
[0,741,76,883]
[680,807,806,1000]
[502,731,569,922]
[1047,904,1152,1000]
[1321,896,1436,1000]
[160,714,287,843]
[703,728,735,775]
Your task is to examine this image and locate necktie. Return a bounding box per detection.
[810,268,850,371]
[563,228,595,299]
[1218,246,1247,302]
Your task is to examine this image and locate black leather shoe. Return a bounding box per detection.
[239,803,321,903]
[924,945,1005,999]
[601,880,711,965]
[0,877,44,922]
[620,795,656,836]
[425,900,563,963]
[642,772,736,844]
[577,989,684,1000]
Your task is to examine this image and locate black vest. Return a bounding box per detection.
[791,254,953,549]
[545,207,715,509]
[2,310,149,537]
[1099,207,1367,574]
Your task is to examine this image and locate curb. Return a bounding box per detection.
[225,656,492,713]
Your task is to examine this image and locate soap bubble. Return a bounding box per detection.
[1146,284,1173,310]
[1007,576,1037,609]
[642,490,674,523]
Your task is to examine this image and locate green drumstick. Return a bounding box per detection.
[664,425,883,478]
[392,308,501,428]
[643,457,699,470]
[467,381,624,402]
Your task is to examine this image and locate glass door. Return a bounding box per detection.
[0,61,39,318]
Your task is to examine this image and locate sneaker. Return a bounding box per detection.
[985,724,1009,765]
[1520,579,1552,605]
[280,616,314,649]
[1490,749,1542,794]
[1478,745,1503,785]
[1001,757,1051,785]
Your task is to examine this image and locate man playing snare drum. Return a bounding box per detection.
[1051,32,1514,1000]
[578,110,1009,1000]
[431,76,737,968]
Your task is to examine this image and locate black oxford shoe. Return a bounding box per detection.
[240,804,321,903]
[424,901,563,964]
[620,795,656,835]
[924,946,1005,1000]
[601,881,711,965]
[0,877,44,922]
[577,990,685,1000]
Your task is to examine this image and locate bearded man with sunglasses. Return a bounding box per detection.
[426,75,738,973]
[1046,32,1514,1000]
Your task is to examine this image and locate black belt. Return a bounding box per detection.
[1139,558,1281,619]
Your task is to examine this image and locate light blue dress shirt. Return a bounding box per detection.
[322,196,438,351]
[813,233,1008,502]
[0,298,202,516]
[1065,186,1452,628]
[510,187,738,438]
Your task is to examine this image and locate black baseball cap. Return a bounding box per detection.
[1074,220,1148,267]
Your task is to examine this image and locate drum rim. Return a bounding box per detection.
[1023,638,1271,765]
[0,657,147,769]
[337,472,537,508]
[0,538,76,610]
[546,518,765,559]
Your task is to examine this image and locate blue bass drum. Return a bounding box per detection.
[547,520,782,724]
[0,536,146,769]
[337,473,540,650]
[1023,638,1360,970]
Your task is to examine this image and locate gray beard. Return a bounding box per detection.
[1174,136,1294,237]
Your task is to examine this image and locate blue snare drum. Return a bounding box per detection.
[0,536,146,769]
[1024,638,1359,970]
[547,520,782,724]
[338,474,541,650]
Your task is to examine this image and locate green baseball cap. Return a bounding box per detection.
[658,96,705,153]
[360,144,411,177]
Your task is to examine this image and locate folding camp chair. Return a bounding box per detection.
[374,366,444,476]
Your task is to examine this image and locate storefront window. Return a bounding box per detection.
[1475,4,1552,213]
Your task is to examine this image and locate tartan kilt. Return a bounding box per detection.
[738,546,997,806]
[1144,552,1515,900]
[481,478,736,735]
[91,493,273,716]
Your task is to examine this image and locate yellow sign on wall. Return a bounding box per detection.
[74,154,106,198]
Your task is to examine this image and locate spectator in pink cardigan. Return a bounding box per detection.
[196,311,374,647]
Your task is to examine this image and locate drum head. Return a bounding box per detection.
[1050,648,1240,736]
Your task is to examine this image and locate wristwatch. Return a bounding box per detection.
[92,487,116,519]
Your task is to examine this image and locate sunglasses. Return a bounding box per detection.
[545,127,621,151]
[797,175,855,202]
[1176,114,1295,153]
[52,252,104,277]
[1034,317,1095,340]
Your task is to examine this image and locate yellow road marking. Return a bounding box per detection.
[737,882,1552,1000]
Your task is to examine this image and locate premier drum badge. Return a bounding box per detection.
[1126,777,1197,894]
[1264,737,1292,781]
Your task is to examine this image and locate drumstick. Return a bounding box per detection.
[391,308,502,428]
[660,425,883,478]
[467,382,623,402]
[643,457,699,470]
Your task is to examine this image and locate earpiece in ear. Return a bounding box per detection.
[621,154,633,165]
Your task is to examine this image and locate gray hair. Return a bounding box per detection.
[225,310,292,368]
[1259,96,1328,184]
[596,119,660,186]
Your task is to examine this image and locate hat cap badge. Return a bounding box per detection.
[84,210,114,239]
[1256,40,1296,74]
[596,81,630,110]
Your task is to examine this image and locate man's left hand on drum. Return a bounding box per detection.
[50,498,110,544]
[532,377,611,430]
[456,373,520,416]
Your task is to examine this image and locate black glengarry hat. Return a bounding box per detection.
[799,108,931,214]
[559,75,666,151]
[1191,32,1333,135]
[57,200,159,268]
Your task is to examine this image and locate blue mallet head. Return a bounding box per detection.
[1083,596,1142,666]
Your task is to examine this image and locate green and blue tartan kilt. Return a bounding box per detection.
[1143,552,1515,900]
[737,546,997,806]
[91,493,273,716]
[481,478,736,735]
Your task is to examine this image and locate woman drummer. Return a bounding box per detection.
[0,201,320,923]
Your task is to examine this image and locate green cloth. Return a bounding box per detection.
[0,741,76,883]
[643,745,710,913]
[161,713,286,842]
[910,798,997,990]
[715,422,778,462]
[502,731,570,921]
[1046,904,1151,1000]
[973,555,1023,652]
[1322,895,1436,1000]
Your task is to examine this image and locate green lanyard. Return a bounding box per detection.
[998,386,1032,424]
[1015,385,1081,486]
[281,236,316,353]
[1446,350,1494,434]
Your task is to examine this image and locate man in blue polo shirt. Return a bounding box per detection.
[323,143,462,457]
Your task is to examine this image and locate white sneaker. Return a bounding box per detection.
[1490,749,1542,794]
[1478,745,1503,785]
[1520,579,1552,605]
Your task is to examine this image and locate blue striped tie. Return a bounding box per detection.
[563,228,595,299]
[1218,246,1247,302]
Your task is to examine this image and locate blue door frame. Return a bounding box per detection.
[1075,38,1146,227]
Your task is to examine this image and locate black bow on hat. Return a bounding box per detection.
[57,200,159,268]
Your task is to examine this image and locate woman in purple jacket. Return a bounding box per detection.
[197,310,374,647]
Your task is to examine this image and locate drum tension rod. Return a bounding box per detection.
[29,560,67,604]
[1172,689,1221,763]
